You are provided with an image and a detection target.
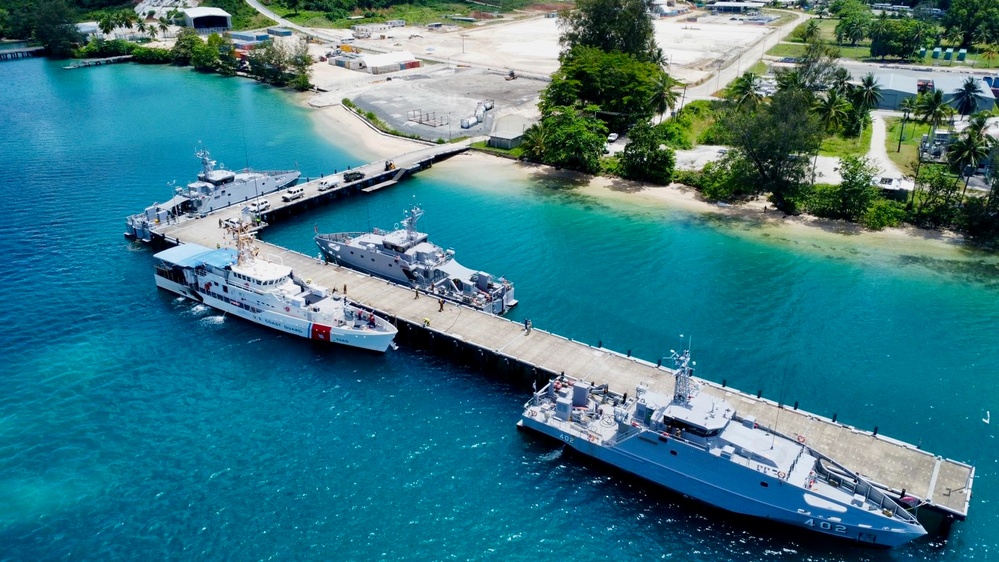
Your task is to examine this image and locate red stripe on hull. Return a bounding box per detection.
[310,323,332,341]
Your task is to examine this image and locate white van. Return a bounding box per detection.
[247,199,271,213]
[282,186,305,202]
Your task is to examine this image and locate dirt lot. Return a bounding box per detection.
[304,11,785,139]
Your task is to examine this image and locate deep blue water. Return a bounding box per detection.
[1,58,997,561]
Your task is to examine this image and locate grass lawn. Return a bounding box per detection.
[818,123,873,158]
[763,11,799,27]
[786,17,839,43]
[747,60,768,75]
[768,41,872,61]
[682,100,721,147]
[471,140,523,160]
[884,118,933,174]
[768,43,806,58]
[272,3,479,29]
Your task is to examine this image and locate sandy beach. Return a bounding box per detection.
[299,92,989,264]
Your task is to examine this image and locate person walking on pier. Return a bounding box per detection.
[438,298,444,312]
[414,288,420,299]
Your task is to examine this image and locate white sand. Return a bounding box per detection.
[304,101,428,161]
[298,102,978,260]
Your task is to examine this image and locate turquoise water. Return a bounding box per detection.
[1,58,997,560]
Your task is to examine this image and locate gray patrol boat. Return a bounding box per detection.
[125,146,300,242]
[518,350,927,548]
[315,206,517,315]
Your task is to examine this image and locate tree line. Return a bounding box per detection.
[826,0,999,57]
[520,0,682,185]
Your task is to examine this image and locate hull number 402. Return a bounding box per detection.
[804,519,847,533]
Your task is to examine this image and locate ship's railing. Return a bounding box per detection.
[813,456,919,524]
[317,232,368,243]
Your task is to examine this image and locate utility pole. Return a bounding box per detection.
[896,110,910,152]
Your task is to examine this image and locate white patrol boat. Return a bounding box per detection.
[518,350,927,547]
[315,206,516,315]
[126,146,300,242]
[152,223,397,353]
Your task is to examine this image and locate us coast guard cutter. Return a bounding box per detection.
[152,222,397,353]
[518,350,927,547]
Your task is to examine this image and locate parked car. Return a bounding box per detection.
[343,171,365,182]
[247,199,270,213]
[607,133,619,142]
[282,186,305,202]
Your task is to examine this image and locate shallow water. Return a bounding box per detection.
[1,58,996,561]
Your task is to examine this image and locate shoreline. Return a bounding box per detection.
[299,97,990,263]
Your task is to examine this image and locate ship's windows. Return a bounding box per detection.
[670,450,678,456]
[372,258,375,262]
[760,482,769,488]
[222,286,228,293]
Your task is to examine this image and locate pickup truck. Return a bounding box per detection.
[343,171,365,182]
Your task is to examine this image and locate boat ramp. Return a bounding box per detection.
[139,145,974,535]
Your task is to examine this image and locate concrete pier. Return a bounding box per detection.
[139,145,974,534]
[0,46,44,61]
[63,55,133,69]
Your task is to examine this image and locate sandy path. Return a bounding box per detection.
[868,114,903,177]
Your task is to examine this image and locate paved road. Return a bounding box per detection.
[244,0,346,42]
[678,10,811,108]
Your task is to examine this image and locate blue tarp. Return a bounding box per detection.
[154,244,237,269]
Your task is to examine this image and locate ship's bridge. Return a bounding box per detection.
[232,260,293,286]
[663,394,731,435]
[382,230,429,252]
[203,169,237,187]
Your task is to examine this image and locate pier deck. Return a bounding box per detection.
[63,55,133,69]
[0,46,44,61]
[145,147,973,529]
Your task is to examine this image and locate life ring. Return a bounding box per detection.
[778,471,786,479]
[284,306,290,312]
[797,435,807,445]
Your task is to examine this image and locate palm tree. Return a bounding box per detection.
[916,90,952,144]
[97,12,116,36]
[982,44,999,69]
[947,132,994,196]
[148,25,158,40]
[853,73,883,112]
[812,89,852,132]
[113,10,137,33]
[800,20,820,43]
[829,68,852,95]
[775,69,806,93]
[650,73,679,123]
[952,76,983,120]
[964,111,992,139]
[896,96,918,152]
[520,122,549,162]
[727,71,763,108]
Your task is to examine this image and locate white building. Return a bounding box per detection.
[182,7,232,32]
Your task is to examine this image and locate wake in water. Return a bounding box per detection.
[539,448,563,462]
[199,315,226,328]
